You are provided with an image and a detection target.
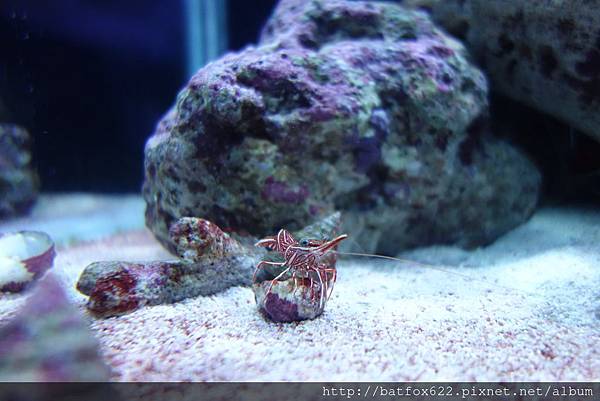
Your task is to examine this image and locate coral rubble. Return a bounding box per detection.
[77,218,257,317]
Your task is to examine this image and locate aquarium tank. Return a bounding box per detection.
[0,0,599,397]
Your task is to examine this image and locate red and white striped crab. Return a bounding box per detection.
[253,229,348,308]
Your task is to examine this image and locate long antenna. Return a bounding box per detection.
[333,250,541,299]
[336,251,476,281]
[334,236,480,284]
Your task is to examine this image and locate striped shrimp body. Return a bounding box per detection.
[254,229,348,308]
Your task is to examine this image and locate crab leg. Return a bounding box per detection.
[266,265,292,297]
[291,270,299,296]
[253,260,285,283]
[319,266,337,301]
[319,272,325,309]
[290,268,308,296]
[307,267,326,309]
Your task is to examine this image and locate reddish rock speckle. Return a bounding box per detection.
[88,270,140,316]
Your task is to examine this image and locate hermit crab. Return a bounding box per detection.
[252,229,347,322]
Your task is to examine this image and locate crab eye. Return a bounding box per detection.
[300,239,309,246]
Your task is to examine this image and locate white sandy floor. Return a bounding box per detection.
[0,194,598,381]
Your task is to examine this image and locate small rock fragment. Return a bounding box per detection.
[254,276,333,323]
[0,273,111,381]
[169,217,246,262]
[77,217,260,317]
[79,258,257,317]
[0,124,39,218]
[0,231,55,292]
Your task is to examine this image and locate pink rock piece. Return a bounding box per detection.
[254,275,335,323]
[0,273,110,381]
[79,258,257,318]
[77,217,260,317]
[0,231,55,292]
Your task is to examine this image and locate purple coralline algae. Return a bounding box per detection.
[78,213,342,318]
[143,0,541,255]
[0,273,110,381]
[405,0,600,144]
[0,124,39,218]
[0,231,55,293]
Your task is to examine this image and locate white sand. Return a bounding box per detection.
[0,195,598,381]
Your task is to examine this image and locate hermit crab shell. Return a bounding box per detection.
[253,271,334,323]
[0,231,56,292]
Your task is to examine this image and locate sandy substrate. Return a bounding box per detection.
[0,194,599,381]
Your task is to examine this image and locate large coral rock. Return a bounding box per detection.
[143,0,540,254]
[405,0,600,144]
[0,124,38,218]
